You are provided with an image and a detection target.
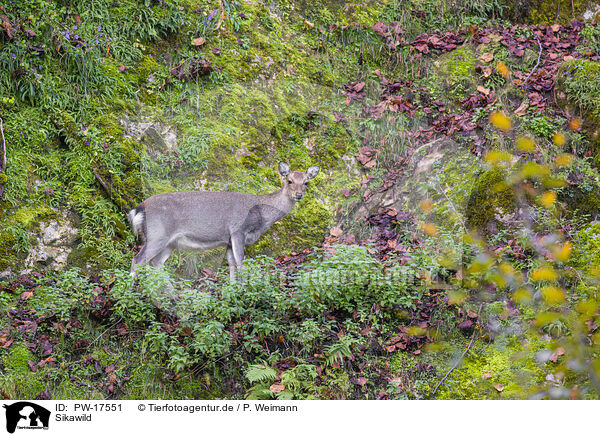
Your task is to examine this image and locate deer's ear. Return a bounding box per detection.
[278,162,290,176]
[306,166,320,180]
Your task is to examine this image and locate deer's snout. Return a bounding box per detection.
[295,193,304,201]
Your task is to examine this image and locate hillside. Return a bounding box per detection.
[1,0,600,399]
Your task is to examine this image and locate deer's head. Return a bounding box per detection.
[278,162,320,202]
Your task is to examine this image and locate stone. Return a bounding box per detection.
[24,210,79,272]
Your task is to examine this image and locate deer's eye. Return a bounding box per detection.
[287,180,292,184]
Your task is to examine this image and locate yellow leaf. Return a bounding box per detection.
[552,242,572,262]
[541,286,566,306]
[489,112,512,131]
[552,132,567,147]
[516,136,535,152]
[484,149,512,164]
[576,299,598,316]
[520,161,550,179]
[569,118,582,131]
[496,61,510,78]
[555,153,573,167]
[421,222,438,236]
[530,266,558,282]
[513,288,532,304]
[420,199,433,212]
[539,191,556,208]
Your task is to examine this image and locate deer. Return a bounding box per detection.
[127,162,320,280]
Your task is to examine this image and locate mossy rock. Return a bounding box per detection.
[246,194,331,257]
[529,0,597,24]
[436,337,546,399]
[558,183,600,220]
[465,167,516,234]
[569,222,600,273]
[432,44,478,102]
[556,59,600,148]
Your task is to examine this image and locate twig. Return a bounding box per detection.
[0,117,6,199]
[523,37,543,88]
[430,304,482,398]
[214,0,226,31]
[86,318,122,349]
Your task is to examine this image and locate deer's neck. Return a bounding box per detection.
[263,188,295,217]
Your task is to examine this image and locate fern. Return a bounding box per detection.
[325,335,361,366]
[245,364,277,384]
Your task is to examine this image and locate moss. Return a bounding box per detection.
[465,167,516,234]
[436,336,546,399]
[529,0,594,24]
[556,59,600,147]
[0,204,56,272]
[246,193,331,257]
[3,343,34,374]
[570,223,600,273]
[432,44,478,102]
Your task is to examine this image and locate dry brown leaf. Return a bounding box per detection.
[329,226,343,237]
[479,52,494,63]
[477,85,490,95]
[191,37,206,46]
[514,101,529,116]
[481,372,492,380]
[269,383,285,394]
[494,383,504,392]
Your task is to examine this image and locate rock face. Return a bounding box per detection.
[120,115,177,154]
[24,211,79,273]
[348,138,482,232]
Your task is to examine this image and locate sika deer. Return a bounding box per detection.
[127,163,319,279]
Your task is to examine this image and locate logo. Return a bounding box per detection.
[2,402,50,434]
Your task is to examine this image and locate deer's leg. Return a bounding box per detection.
[230,233,245,279]
[149,246,174,268]
[226,247,236,281]
[130,239,169,276]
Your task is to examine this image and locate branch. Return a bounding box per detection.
[523,37,543,88]
[0,117,6,200]
[430,304,482,398]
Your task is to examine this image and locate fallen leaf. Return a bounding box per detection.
[479,52,494,63]
[20,291,34,301]
[191,36,206,46]
[270,383,285,394]
[477,85,490,95]
[549,347,565,363]
[329,226,343,237]
[356,377,367,386]
[514,101,529,116]
[389,377,402,388]
[351,81,365,93]
[494,383,504,392]
[481,372,492,380]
